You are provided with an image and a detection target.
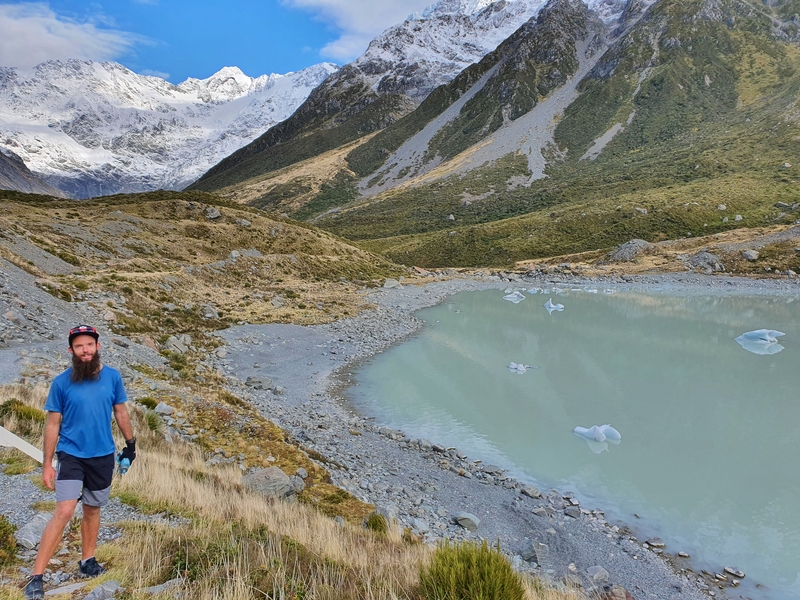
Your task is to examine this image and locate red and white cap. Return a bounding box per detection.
[68,325,99,345]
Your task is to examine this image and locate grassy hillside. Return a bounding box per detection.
[305,0,800,265]
[0,190,403,334]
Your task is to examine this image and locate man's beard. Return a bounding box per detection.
[71,350,101,382]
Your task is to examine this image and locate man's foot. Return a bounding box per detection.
[78,557,106,578]
[23,575,44,600]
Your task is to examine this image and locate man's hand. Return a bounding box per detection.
[42,462,56,490]
[119,438,136,465]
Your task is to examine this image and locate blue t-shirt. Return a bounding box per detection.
[45,365,127,458]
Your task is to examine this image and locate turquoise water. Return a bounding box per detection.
[347,288,800,598]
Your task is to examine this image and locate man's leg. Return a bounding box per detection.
[32,499,78,575]
[80,505,101,561]
[76,453,113,577]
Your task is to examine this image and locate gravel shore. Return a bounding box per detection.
[2,256,797,597]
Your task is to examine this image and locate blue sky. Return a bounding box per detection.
[0,0,433,82]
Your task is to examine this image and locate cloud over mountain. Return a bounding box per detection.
[0,3,141,69]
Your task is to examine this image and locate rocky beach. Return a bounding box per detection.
[2,256,798,598]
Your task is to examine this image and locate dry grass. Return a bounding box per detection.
[0,384,588,599]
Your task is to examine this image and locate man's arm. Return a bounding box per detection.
[112,403,134,442]
[42,412,61,490]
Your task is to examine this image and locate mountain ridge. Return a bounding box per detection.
[0,60,338,198]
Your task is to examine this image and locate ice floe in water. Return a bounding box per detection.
[544,298,565,314]
[527,288,540,294]
[574,424,622,454]
[508,362,534,374]
[503,291,526,304]
[735,329,786,355]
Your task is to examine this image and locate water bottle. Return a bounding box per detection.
[117,454,130,475]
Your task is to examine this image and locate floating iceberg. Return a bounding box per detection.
[574,424,621,453]
[508,362,533,374]
[504,291,526,304]
[585,288,598,294]
[603,289,616,295]
[527,288,540,294]
[738,329,786,343]
[735,329,786,355]
[544,298,565,314]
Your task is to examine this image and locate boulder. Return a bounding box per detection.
[235,219,251,227]
[295,468,308,479]
[164,334,192,354]
[587,566,610,582]
[201,305,219,319]
[688,251,724,272]
[14,513,51,549]
[742,250,759,261]
[289,475,305,493]
[519,541,538,562]
[154,402,175,415]
[84,580,121,600]
[609,239,654,262]
[453,512,480,531]
[383,278,403,289]
[412,518,430,533]
[482,464,503,476]
[142,577,182,595]
[205,207,221,220]
[245,376,273,390]
[521,485,542,499]
[564,506,581,519]
[645,537,666,548]
[243,467,294,499]
[375,504,399,523]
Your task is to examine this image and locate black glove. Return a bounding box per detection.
[119,438,136,464]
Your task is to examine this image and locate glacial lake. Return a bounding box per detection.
[347,287,800,599]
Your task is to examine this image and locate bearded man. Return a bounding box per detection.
[24,325,135,600]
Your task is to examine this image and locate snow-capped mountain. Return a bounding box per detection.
[192,0,559,191]
[0,60,338,198]
[357,0,549,101]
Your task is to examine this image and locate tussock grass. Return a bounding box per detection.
[420,540,525,600]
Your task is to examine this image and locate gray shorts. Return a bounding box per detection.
[55,452,114,507]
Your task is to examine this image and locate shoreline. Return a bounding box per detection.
[210,271,798,599]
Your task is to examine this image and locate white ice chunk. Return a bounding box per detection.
[504,291,526,304]
[599,424,621,442]
[585,288,598,294]
[738,329,786,343]
[603,289,616,295]
[735,330,786,355]
[527,288,540,294]
[574,424,622,453]
[508,362,533,374]
[544,298,565,314]
[574,425,606,442]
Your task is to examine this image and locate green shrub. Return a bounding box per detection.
[145,411,162,433]
[419,540,524,600]
[0,515,16,566]
[138,396,158,410]
[0,399,46,436]
[364,512,388,536]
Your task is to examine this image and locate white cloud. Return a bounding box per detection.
[0,3,139,69]
[140,68,169,79]
[283,0,433,62]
